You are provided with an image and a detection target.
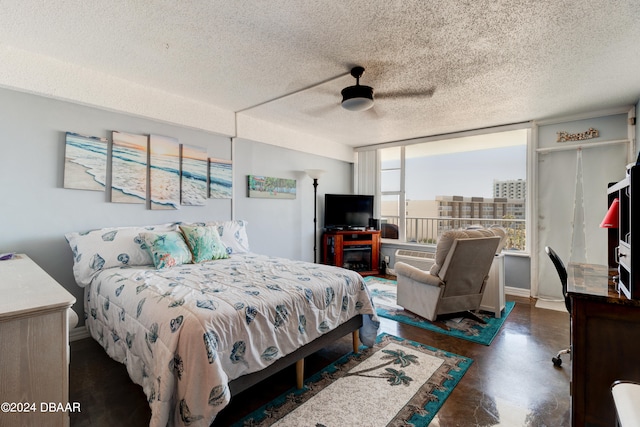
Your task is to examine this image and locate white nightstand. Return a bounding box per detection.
[0,254,76,427]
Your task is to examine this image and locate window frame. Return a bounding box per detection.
[379,146,406,242]
[373,125,531,253]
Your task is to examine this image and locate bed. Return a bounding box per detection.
[66,220,379,427]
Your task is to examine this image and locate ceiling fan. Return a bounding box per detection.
[340,66,435,112]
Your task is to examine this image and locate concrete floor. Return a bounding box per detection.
[69,295,571,426]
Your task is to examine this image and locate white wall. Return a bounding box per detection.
[233,138,353,261]
[0,88,353,323]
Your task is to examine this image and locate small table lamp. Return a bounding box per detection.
[601,197,620,287]
[600,198,619,228]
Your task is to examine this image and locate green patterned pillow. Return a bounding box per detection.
[179,225,229,263]
[138,231,193,269]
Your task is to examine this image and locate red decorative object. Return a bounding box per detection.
[600,198,619,228]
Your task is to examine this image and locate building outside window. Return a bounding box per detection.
[379,129,528,251]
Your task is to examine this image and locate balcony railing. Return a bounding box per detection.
[381,216,526,250]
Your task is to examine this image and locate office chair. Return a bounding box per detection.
[544,246,571,367]
[381,223,399,239]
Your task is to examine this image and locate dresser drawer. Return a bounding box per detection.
[618,243,631,271]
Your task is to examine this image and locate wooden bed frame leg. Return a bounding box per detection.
[295,359,304,389]
[352,330,360,353]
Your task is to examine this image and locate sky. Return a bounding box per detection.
[383,144,527,200]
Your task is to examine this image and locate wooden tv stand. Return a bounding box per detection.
[322,230,381,276]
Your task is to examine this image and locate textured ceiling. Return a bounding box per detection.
[1,0,639,149]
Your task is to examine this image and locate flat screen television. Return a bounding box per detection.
[324,194,374,230]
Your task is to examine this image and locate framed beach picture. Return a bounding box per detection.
[208,157,232,199]
[180,144,208,206]
[248,175,296,199]
[63,132,108,191]
[149,134,181,210]
[111,131,148,204]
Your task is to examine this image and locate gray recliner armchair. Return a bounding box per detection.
[395,228,506,322]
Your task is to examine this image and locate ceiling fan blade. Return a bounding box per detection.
[375,86,436,99]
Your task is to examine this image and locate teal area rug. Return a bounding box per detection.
[232,333,472,427]
[364,276,514,346]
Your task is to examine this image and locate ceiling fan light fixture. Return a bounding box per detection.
[341,85,374,111]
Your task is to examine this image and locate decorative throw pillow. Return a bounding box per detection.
[65,223,178,287]
[138,231,193,269]
[179,224,229,263]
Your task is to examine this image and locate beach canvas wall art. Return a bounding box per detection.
[248,175,297,199]
[111,131,148,204]
[180,144,208,206]
[149,134,181,210]
[209,157,232,199]
[63,132,108,191]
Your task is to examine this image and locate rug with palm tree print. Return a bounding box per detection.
[232,333,472,426]
[365,276,514,346]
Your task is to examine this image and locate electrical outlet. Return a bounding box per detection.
[384,255,390,264]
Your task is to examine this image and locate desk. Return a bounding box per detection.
[568,263,640,427]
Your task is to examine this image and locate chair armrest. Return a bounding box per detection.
[394,262,443,287]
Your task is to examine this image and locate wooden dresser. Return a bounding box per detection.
[0,254,76,427]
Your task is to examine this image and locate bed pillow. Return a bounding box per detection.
[179,224,229,263]
[138,230,193,269]
[205,220,250,254]
[65,223,178,287]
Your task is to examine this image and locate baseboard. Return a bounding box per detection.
[69,325,90,342]
[505,286,530,298]
[534,299,566,312]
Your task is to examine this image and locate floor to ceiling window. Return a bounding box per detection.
[379,128,529,251]
[380,146,403,240]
